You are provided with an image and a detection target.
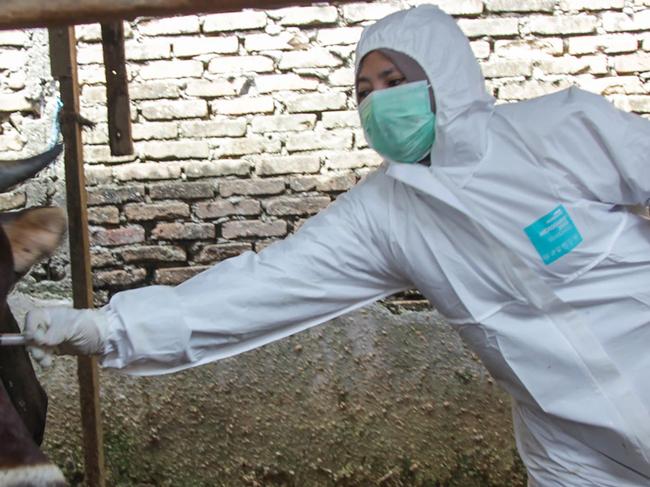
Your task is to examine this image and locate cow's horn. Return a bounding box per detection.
[0,143,63,193]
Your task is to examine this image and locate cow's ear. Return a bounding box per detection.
[0,208,67,274]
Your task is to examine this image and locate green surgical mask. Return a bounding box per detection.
[359,80,436,164]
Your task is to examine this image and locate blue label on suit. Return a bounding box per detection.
[524,205,583,265]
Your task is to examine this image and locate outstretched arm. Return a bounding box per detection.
[27,172,411,375]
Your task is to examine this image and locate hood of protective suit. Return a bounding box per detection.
[355,5,495,171]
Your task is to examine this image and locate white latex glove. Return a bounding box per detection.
[24,306,109,367]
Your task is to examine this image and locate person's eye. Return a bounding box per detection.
[357,89,371,101]
[388,77,406,88]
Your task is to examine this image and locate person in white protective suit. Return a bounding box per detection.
[24,5,650,486]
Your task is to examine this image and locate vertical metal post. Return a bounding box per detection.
[48,25,106,487]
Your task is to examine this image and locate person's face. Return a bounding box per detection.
[356,51,407,103]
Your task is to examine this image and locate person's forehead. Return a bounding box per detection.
[357,51,400,80]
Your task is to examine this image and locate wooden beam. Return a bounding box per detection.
[101,22,133,156]
[48,26,107,487]
[0,0,361,30]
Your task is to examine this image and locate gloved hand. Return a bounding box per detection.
[24,306,109,367]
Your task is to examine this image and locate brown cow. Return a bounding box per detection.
[0,143,68,486]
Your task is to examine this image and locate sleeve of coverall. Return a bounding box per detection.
[99,173,411,375]
[560,89,650,205]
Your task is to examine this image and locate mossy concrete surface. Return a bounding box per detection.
[12,297,525,486]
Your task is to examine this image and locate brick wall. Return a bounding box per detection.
[1,0,649,304]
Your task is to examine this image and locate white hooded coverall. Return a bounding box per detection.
[99,6,650,486]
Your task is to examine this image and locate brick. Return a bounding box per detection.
[77,46,103,65]
[274,6,338,26]
[251,114,316,133]
[85,166,113,186]
[602,12,650,32]
[609,95,650,113]
[141,99,208,120]
[525,15,598,35]
[173,36,239,57]
[179,119,247,138]
[286,131,353,152]
[139,16,200,36]
[559,0,624,10]
[7,72,25,91]
[494,39,564,58]
[325,149,383,169]
[149,181,215,200]
[219,178,285,197]
[0,190,25,211]
[576,75,646,95]
[82,86,107,105]
[132,122,179,141]
[192,242,252,264]
[481,59,533,78]
[426,0,484,15]
[185,79,246,98]
[216,137,281,157]
[90,249,116,268]
[94,268,147,287]
[329,68,355,87]
[257,154,320,176]
[263,196,330,216]
[255,73,319,93]
[289,173,356,192]
[614,53,650,73]
[279,48,343,70]
[485,0,555,12]
[208,56,274,74]
[126,40,172,61]
[0,31,29,46]
[341,3,401,23]
[78,65,105,85]
[87,185,145,206]
[152,222,215,240]
[184,159,251,178]
[114,162,182,182]
[194,199,261,218]
[211,96,275,115]
[139,60,203,80]
[0,133,23,152]
[539,55,607,75]
[124,201,190,221]
[568,34,638,55]
[84,146,137,165]
[457,18,520,38]
[244,32,295,51]
[283,92,347,113]
[317,27,364,46]
[154,266,209,285]
[203,12,267,32]
[138,140,210,160]
[91,225,145,246]
[121,245,187,263]
[0,93,32,112]
[130,82,181,100]
[221,220,287,239]
[0,51,28,70]
[88,206,120,225]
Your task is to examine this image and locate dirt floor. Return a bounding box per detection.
[14,298,526,486]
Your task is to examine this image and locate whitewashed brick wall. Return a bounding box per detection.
[0,1,649,302]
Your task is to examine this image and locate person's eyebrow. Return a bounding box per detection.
[356,68,402,87]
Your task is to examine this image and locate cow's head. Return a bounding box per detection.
[0,143,68,486]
